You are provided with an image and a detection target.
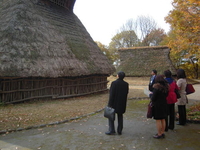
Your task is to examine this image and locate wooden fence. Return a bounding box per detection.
[0,76,108,104]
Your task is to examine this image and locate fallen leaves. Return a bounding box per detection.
[0,95,108,132]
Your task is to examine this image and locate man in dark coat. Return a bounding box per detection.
[149,69,157,98]
[105,71,129,135]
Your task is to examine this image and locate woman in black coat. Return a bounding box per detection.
[151,75,169,139]
[105,71,129,135]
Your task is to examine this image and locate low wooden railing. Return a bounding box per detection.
[0,76,108,104]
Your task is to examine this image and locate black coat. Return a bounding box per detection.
[151,83,168,120]
[108,79,129,114]
[149,75,156,92]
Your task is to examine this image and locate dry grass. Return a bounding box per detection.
[0,93,109,131]
[187,103,200,121]
[108,76,149,86]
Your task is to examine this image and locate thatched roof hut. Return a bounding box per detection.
[0,0,114,77]
[0,0,115,103]
[116,46,176,76]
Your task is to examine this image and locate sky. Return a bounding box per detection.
[74,0,174,46]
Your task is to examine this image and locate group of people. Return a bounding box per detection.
[148,69,188,138]
[105,69,188,139]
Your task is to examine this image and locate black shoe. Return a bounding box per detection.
[118,132,122,135]
[105,131,116,135]
[168,126,174,130]
[162,134,165,138]
[153,134,164,139]
[176,122,184,125]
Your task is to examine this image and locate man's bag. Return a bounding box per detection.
[104,106,115,121]
[186,84,195,95]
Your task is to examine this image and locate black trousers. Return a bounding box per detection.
[178,105,186,125]
[108,113,123,134]
[165,103,175,131]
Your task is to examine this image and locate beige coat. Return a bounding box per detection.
[176,78,188,105]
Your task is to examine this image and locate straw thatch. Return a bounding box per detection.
[116,46,176,76]
[0,0,115,78]
[0,0,115,103]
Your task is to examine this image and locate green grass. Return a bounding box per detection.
[187,103,200,121]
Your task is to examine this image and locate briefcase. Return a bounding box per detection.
[104,106,115,121]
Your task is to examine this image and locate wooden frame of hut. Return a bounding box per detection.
[0,0,115,104]
[117,46,176,76]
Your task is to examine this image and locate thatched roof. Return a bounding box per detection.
[116,46,176,76]
[0,0,115,78]
[49,0,76,10]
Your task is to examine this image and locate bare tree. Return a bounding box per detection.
[116,16,158,46]
[135,15,158,43]
[114,19,140,48]
[120,19,137,32]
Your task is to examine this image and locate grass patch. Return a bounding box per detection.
[187,103,200,121]
[135,99,149,104]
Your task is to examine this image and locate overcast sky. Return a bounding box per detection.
[74,0,173,45]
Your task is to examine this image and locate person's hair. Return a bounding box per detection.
[155,75,164,82]
[118,71,125,80]
[152,70,157,74]
[154,75,169,92]
[164,70,172,78]
[177,69,186,79]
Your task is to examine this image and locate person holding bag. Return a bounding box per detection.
[151,75,169,139]
[105,71,129,135]
[176,69,187,125]
[164,70,179,131]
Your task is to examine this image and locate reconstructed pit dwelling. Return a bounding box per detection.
[116,46,176,76]
[0,0,115,104]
